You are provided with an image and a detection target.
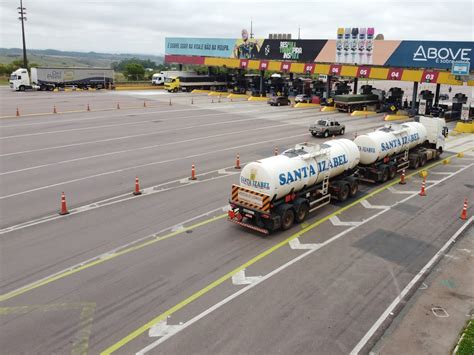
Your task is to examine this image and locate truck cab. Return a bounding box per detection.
[164,77,179,92]
[9,68,33,91]
[418,116,448,152]
[151,73,165,85]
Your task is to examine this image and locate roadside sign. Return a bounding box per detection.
[421,70,439,83]
[451,62,470,76]
[387,68,403,80]
[329,65,342,76]
[259,61,269,70]
[461,104,470,121]
[357,66,371,78]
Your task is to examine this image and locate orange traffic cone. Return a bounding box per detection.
[59,192,69,215]
[169,98,172,106]
[399,170,406,185]
[235,153,241,169]
[274,147,279,156]
[117,103,120,109]
[133,176,142,195]
[211,99,214,103]
[53,105,57,114]
[87,104,90,112]
[191,97,194,105]
[143,100,147,108]
[332,134,336,140]
[419,180,426,196]
[354,132,358,138]
[460,198,468,220]
[190,164,197,180]
[16,107,20,117]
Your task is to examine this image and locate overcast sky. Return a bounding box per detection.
[1,0,473,55]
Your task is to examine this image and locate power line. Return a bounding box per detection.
[18,0,27,68]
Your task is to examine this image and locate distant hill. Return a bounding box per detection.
[0,48,164,68]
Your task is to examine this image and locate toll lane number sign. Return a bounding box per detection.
[421,70,439,83]
[357,66,371,78]
[387,68,403,80]
[330,65,342,76]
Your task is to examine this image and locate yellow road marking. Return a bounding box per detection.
[0,302,96,355]
[100,152,468,354]
[0,214,226,303]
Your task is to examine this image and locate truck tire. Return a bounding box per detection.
[311,132,318,137]
[410,157,420,169]
[339,128,345,135]
[19,85,25,92]
[388,164,397,180]
[420,154,427,167]
[278,204,295,230]
[294,201,309,223]
[277,102,281,106]
[380,165,389,182]
[173,88,178,93]
[349,180,358,197]
[323,130,329,138]
[338,183,350,202]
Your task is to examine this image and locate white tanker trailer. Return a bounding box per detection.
[354,116,448,182]
[228,139,360,233]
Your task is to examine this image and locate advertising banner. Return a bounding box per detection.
[385,41,474,69]
[256,39,327,62]
[336,27,375,64]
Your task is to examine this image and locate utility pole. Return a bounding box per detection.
[250,19,254,39]
[18,0,28,68]
[298,26,301,39]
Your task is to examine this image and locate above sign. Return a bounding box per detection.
[452,61,470,75]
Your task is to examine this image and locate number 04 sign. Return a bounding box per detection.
[387,68,403,80]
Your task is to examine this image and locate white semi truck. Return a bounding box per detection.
[354,116,448,182]
[9,67,114,91]
[228,116,447,234]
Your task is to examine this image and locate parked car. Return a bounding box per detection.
[268,96,291,106]
[295,94,312,103]
[309,119,345,138]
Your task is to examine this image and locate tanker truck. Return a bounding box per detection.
[228,139,360,234]
[354,116,448,183]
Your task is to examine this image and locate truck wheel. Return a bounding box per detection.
[323,130,329,138]
[420,154,427,167]
[381,167,389,182]
[279,205,295,230]
[410,157,420,169]
[173,88,178,93]
[19,85,25,92]
[339,128,345,135]
[349,180,358,197]
[388,165,396,180]
[277,102,281,106]
[311,132,318,137]
[294,202,309,223]
[338,183,350,202]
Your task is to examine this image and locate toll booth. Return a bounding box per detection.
[418,90,434,115]
[334,82,351,96]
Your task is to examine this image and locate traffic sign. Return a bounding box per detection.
[387,68,403,80]
[259,61,269,70]
[357,66,371,78]
[329,65,342,76]
[421,70,439,83]
[451,62,470,76]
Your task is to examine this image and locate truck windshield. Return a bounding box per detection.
[165,78,174,83]
[317,120,327,125]
[10,75,17,80]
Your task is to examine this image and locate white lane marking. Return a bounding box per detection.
[387,187,418,194]
[429,172,453,175]
[0,132,309,199]
[424,180,438,183]
[0,165,237,235]
[231,270,263,285]
[171,225,184,232]
[360,200,389,210]
[0,110,264,157]
[289,238,321,250]
[0,107,206,128]
[1,204,229,297]
[329,216,361,226]
[148,320,184,338]
[137,164,474,354]
[350,216,473,355]
[0,121,292,176]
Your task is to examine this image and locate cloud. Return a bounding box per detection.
[1,0,472,55]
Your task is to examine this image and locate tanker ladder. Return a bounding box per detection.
[311,175,331,213]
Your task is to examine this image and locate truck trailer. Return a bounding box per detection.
[228,116,447,234]
[9,67,114,91]
[164,75,227,92]
[228,139,360,234]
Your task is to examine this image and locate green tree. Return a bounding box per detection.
[124,62,145,80]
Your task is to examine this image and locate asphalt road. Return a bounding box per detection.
[0,87,472,355]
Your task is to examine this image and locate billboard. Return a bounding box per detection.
[256,39,328,62]
[165,29,263,59]
[336,27,375,64]
[385,41,473,69]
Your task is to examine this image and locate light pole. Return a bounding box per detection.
[18,0,28,68]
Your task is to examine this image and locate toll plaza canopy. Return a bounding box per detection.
[165,37,474,86]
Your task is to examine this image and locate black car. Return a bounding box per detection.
[268,96,291,106]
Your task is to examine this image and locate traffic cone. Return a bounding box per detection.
[274,147,279,156]
[354,132,358,138]
[332,134,336,140]
[211,99,214,103]
[235,153,241,169]
[59,192,69,215]
[399,170,406,185]
[365,113,368,119]
[190,164,197,180]
[169,98,172,106]
[143,100,147,108]
[460,198,468,220]
[191,97,194,104]
[87,104,90,112]
[16,107,20,117]
[53,105,57,114]
[218,95,221,103]
[117,103,120,109]
[419,180,426,196]
[133,176,142,195]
